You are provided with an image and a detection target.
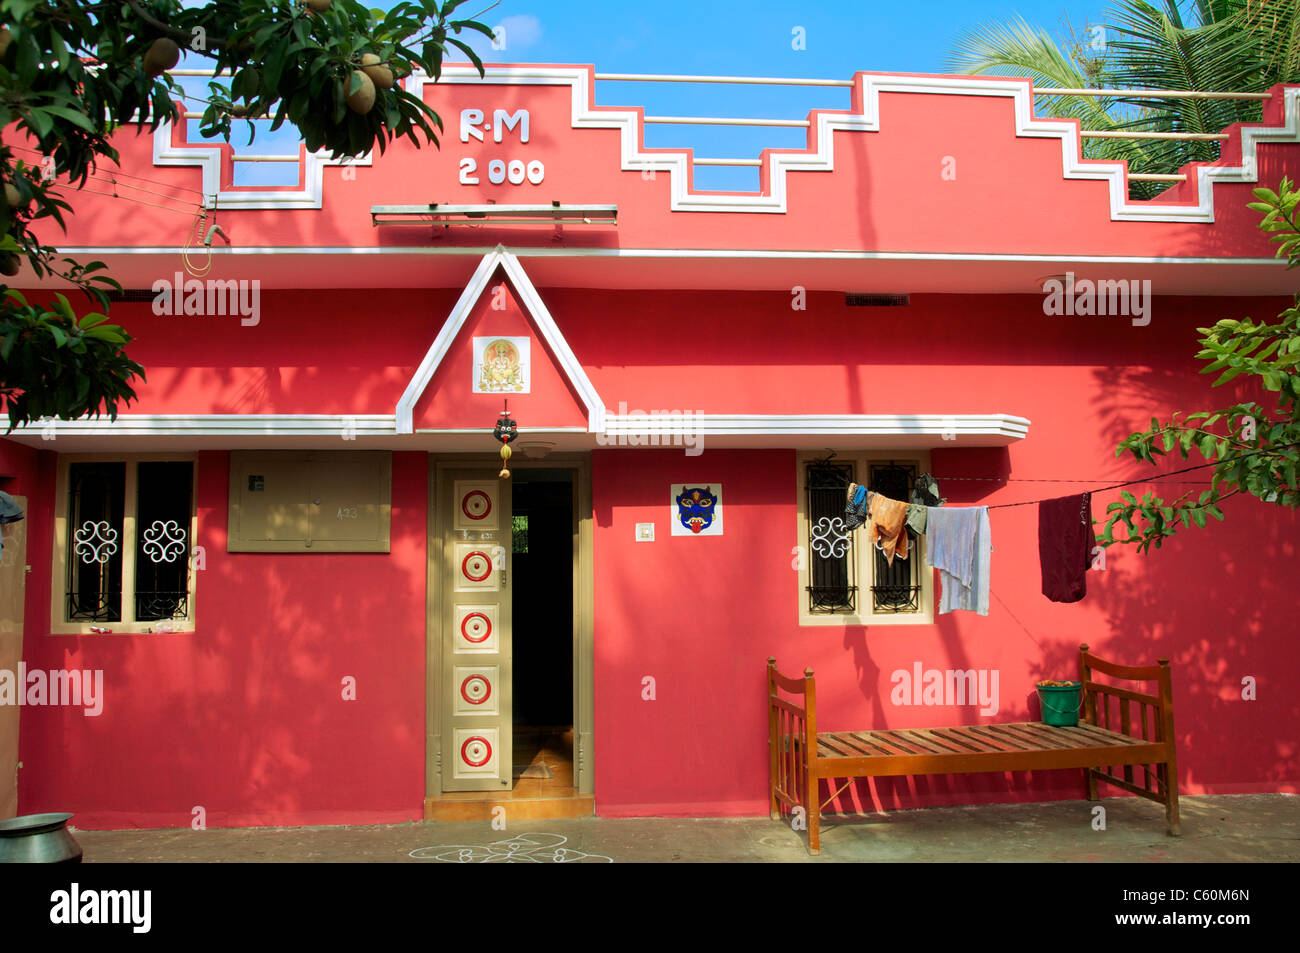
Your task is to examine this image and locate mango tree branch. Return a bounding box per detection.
[120,0,245,54]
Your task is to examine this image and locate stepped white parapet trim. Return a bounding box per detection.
[152,116,372,209]
[150,65,1300,221]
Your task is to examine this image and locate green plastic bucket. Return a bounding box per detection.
[1036,682,1082,727]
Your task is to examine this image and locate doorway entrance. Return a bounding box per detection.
[510,471,575,796]
[426,456,593,820]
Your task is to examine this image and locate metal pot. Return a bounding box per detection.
[0,812,84,863]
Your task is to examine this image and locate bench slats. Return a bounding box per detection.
[989,724,1075,750]
[964,724,1035,751]
[769,649,1181,856]
[862,731,926,755]
[829,733,876,758]
[816,723,1158,761]
[1035,724,1130,748]
[896,729,963,755]
[848,732,898,757]
[1073,723,1141,746]
[937,726,1014,753]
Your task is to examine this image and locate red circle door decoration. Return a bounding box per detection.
[461,490,492,521]
[460,675,492,705]
[461,551,492,582]
[461,736,492,768]
[460,612,492,643]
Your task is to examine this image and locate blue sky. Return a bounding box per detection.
[181,0,1110,190]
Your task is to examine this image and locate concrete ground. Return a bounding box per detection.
[68,793,1300,862]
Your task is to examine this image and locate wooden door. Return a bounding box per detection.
[0,496,27,819]
[441,474,513,792]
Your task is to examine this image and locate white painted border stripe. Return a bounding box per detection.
[46,245,1289,267]
[604,413,1030,437]
[9,412,1030,440]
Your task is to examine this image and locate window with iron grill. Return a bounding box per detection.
[63,459,194,626]
[134,462,193,622]
[805,462,855,613]
[66,462,124,622]
[867,462,922,613]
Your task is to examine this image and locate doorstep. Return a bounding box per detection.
[423,791,595,822]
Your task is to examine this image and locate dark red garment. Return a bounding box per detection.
[1039,493,1092,603]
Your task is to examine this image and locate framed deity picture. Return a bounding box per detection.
[472,336,531,394]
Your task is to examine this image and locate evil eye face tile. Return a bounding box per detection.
[675,486,718,534]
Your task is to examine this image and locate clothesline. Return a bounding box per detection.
[845,441,1298,616]
[933,476,1211,484]
[934,440,1300,510]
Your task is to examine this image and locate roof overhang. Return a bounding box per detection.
[2,413,1030,451]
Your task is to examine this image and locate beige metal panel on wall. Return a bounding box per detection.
[0,497,28,819]
[228,451,391,552]
[233,456,311,543]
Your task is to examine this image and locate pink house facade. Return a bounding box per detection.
[0,65,1297,828]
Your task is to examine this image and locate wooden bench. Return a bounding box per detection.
[767,643,1180,854]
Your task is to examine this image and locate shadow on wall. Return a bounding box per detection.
[821,362,1299,815]
[1082,361,1299,792]
[18,451,430,828]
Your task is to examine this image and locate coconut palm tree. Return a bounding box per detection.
[948,0,1300,197]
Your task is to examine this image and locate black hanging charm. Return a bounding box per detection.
[493,401,517,479]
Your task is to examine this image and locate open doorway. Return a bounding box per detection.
[509,470,574,795]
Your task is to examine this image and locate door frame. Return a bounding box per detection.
[0,495,27,820]
[426,453,594,798]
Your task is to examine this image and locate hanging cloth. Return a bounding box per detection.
[907,472,946,536]
[0,490,23,562]
[844,483,869,531]
[867,492,910,564]
[1039,492,1092,603]
[926,505,992,615]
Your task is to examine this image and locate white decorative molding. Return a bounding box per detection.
[39,243,1296,266]
[145,65,1300,220]
[17,414,396,437]
[395,245,606,435]
[7,411,1030,442]
[152,118,372,210]
[602,413,1031,441]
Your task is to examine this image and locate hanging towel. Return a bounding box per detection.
[926,505,992,615]
[867,493,910,564]
[1039,492,1092,603]
[844,483,869,531]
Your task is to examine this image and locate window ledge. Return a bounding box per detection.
[48,624,196,636]
[800,612,934,627]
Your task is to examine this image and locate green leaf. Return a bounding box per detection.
[82,326,127,344]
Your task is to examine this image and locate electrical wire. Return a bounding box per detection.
[5,143,208,198]
[942,441,1300,510]
[68,186,203,218]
